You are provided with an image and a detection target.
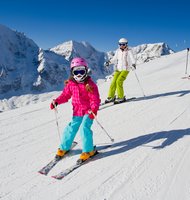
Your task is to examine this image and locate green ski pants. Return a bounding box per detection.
[108,70,129,99]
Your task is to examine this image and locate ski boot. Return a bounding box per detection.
[114,96,126,104]
[55,148,67,160]
[77,149,98,164]
[105,96,116,104]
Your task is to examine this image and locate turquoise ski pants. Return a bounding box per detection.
[59,115,94,152]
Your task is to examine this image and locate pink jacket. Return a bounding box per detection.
[55,77,100,116]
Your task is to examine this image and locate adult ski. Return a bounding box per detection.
[100,97,136,110]
[38,141,77,175]
[113,97,136,104]
[181,75,190,79]
[52,144,112,180]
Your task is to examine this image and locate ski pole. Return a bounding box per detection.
[53,102,61,143]
[91,112,114,142]
[133,70,146,97]
[133,50,146,97]
[185,48,189,75]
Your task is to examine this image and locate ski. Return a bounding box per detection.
[181,76,190,79]
[52,144,112,180]
[100,101,112,106]
[113,97,137,104]
[100,97,136,110]
[38,141,77,175]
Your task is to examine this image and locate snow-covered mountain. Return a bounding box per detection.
[1,50,190,200]
[107,43,174,65]
[0,24,175,110]
[34,49,69,91]
[133,42,174,64]
[0,24,39,95]
[0,24,70,99]
[50,40,108,79]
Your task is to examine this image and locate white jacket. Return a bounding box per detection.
[109,48,136,71]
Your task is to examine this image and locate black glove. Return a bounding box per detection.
[132,64,136,69]
[104,61,110,67]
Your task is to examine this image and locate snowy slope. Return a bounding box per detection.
[1,50,190,200]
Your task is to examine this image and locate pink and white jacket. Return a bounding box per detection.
[55,77,100,117]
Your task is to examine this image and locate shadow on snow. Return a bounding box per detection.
[134,90,190,102]
[99,90,190,111]
[100,128,190,158]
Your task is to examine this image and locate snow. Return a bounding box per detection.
[0,24,174,107]
[0,50,190,200]
[0,24,39,95]
[132,42,174,64]
[50,40,108,79]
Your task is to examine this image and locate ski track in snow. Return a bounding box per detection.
[0,50,190,200]
[83,107,190,200]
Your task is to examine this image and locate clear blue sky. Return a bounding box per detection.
[0,0,190,52]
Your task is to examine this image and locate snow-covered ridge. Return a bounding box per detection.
[133,42,174,63]
[0,24,175,111]
[107,43,174,65]
[0,24,70,98]
[34,49,69,91]
[51,40,107,79]
[0,24,39,94]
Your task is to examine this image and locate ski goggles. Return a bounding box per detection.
[72,67,86,76]
[119,43,128,46]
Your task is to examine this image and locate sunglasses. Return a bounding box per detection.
[119,43,128,46]
[73,69,86,76]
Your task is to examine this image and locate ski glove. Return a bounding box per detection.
[50,100,58,110]
[88,109,97,120]
[132,64,136,70]
[104,61,110,67]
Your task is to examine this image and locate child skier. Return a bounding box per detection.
[104,38,136,104]
[50,57,100,163]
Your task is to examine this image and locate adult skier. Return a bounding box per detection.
[104,38,136,104]
[50,57,100,162]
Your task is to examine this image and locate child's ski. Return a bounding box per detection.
[52,144,112,180]
[38,141,77,175]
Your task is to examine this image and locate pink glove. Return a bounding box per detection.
[88,110,97,120]
[50,100,58,110]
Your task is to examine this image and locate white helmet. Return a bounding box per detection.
[118,38,128,44]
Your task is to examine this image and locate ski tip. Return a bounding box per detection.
[51,175,62,180]
[38,171,47,176]
[76,159,83,165]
